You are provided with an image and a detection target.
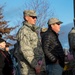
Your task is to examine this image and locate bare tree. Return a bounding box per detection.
[0,5,18,45]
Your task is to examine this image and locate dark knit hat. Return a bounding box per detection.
[0,38,6,43]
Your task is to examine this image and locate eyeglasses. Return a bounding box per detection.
[30,16,37,19]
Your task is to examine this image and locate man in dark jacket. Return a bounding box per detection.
[41,18,65,75]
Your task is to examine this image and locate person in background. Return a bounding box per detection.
[6,42,21,75]
[5,43,15,75]
[0,38,14,75]
[16,10,46,75]
[41,18,65,75]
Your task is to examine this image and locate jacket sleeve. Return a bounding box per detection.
[42,34,57,63]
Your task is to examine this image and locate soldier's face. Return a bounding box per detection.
[25,16,37,25]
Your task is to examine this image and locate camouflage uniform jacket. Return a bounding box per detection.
[16,21,46,75]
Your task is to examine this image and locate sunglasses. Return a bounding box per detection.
[56,23,60,25]
[30,16,37,19]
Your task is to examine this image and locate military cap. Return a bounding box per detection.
[23,10,37,17]
[48,18,63,25]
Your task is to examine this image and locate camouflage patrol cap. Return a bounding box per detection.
[48,18,63,25]
[23,10,37,17]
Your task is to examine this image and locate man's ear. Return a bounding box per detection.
[25,16,29,21]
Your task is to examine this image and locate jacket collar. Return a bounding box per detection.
[23,21,36,32]
[48,27,59,36]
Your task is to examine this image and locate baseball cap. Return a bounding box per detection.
[48,18,63,25]
[23,10,37,17]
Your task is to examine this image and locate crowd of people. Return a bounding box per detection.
[0,9,71,75]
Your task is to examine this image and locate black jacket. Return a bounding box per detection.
[0,49,13,75]
[41,28,65,68]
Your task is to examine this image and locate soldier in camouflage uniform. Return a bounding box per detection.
[16,10,46,75]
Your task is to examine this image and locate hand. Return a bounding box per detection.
[38,60,43,65]
[35,65,41,74]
